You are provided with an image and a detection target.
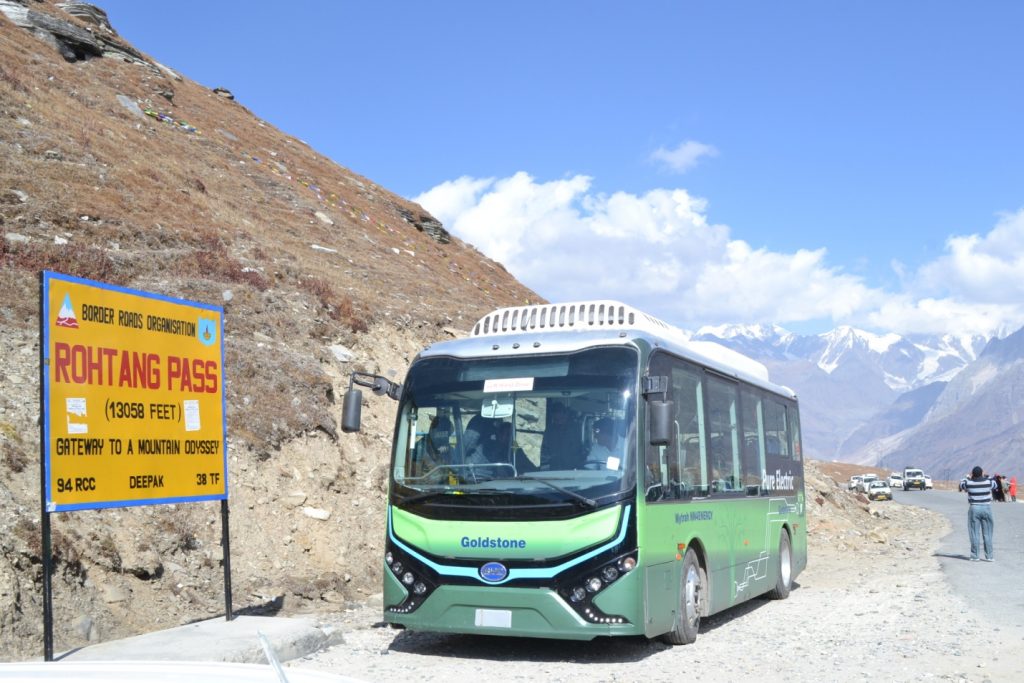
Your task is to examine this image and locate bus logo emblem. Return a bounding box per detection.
[479,562,508,582]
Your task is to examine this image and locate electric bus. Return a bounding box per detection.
[342,300,806,644]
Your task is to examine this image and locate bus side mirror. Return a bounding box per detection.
[649,400,673,445]
[341,388,362,433]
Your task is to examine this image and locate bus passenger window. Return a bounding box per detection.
[707,377,741,495]
[764,400,791,459]
[740,387,765,492]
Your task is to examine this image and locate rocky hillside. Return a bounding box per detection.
[0,0,539,659]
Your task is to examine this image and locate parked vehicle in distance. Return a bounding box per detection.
[857,473,878,493]
[903,467,927,490]
[924,474,933,489]
[867,479,892,501]
[848,475,863,491]
[888,472,904,489]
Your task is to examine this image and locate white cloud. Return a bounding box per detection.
[650,140,719,173]
[873,207,1024,336]
[415,172,591,266]
[410,175,495,227]
[414,172,879,330]
[414,175,1024,338]
[691,243,881,323]
[917,208,1024,305]
[863,296,1020,337]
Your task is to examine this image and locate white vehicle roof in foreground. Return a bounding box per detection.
[418,300,795,399]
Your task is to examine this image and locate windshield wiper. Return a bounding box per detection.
[513,475,597,508]
[399,489,465,505]
[400,478,598,510]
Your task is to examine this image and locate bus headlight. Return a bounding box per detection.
[383,544,437,615]
[556,551,635,626]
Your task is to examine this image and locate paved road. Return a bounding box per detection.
[892,488,1024,632]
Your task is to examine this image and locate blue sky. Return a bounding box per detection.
[98,1,1024,337]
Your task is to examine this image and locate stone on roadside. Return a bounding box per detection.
[282,492,307,507]
[302,506,331,521]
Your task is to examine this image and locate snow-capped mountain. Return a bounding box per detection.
[691,324,990,460]
[854,326,1024,477]
[696,324,987,392]
[692,323,796,362]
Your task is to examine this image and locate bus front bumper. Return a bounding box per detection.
[383,573,644,640]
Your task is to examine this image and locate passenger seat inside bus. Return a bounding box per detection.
[540,402,584,469]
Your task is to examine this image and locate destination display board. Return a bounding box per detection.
[41,271,227,511]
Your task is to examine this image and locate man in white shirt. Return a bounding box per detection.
[585,417,621,470]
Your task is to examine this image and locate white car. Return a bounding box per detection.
[848,475,863,491]
[924,474,933,489]
[888,473,903,489]
[867,479,893,501]
[903,468,927,490]
[857,474,878,493]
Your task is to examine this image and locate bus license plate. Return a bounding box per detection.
[475,609,512,628]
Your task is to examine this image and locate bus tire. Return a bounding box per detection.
[767,529,792,600]
[663,547,705,645]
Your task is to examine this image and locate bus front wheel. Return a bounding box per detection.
[663,547,705,645]
[767,530,792,600]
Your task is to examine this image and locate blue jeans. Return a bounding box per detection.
[968,503,994,560]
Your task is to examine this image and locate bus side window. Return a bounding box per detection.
[706,375,743,496]
[764,399,791,459]
[648,352,707,500]
[646,444,667,487]
[789,408,803,461]
[740,387,765,494]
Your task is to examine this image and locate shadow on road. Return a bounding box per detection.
[384,581,803,663]
[933,551,973,561]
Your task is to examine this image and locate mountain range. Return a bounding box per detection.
[691,323,1024,477]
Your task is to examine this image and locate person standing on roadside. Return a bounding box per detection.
[960,466,996,561]
[1010,476,1018,502]
[993,474,1007,502]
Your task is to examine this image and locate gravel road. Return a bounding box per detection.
[286,497,1024,683]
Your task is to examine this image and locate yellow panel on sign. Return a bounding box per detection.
[42,271,227,511]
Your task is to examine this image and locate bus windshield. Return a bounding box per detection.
[391,346,638,511]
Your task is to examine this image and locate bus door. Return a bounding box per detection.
[642,357,708,636]
[705,374,767,603]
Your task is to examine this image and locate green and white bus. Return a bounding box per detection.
[342,300,806,644]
